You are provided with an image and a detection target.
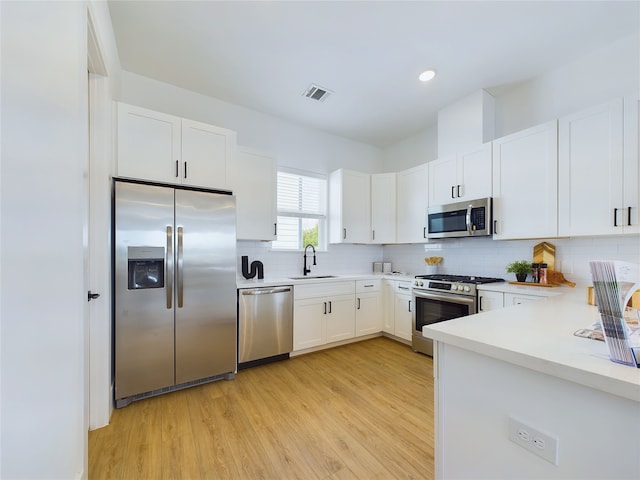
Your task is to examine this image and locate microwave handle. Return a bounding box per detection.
[466,205,473,235]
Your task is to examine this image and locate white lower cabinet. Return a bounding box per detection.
[293,281,356,351]
[383,280,396,334]
[478,290,504,312]
[504,293,546,306]
[393,281,413,341]
[355,279,382,336]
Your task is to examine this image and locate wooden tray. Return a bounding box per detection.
[508,281,559,288]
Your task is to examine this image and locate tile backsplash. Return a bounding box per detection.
[384,235,640,287]
[238,236,639,287]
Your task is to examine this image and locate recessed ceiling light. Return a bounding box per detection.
[419,69,437,82]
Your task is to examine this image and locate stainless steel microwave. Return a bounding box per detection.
[427,197,492,239]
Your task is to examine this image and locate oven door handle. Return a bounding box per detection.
[466,204,473,236]
[413,289,476,308]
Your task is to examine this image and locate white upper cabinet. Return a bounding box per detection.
[117,103,181,184]
[117,103,236,190]
[371,173,396,244]
[492,120,558,240]
[623,96,639,234]
[396,163,429,243]
[231,147,277,241]
[181,119,235,189]
[558,98,625,236]
[429,143,492,206]
[329,169,371,243]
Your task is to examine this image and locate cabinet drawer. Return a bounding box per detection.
[395,281,412,295]
[294,281,355,300]
[356,279,381,293]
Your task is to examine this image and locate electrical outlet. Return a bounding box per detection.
[508,417,559,465]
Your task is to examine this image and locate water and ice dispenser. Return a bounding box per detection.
[127,246,165,290]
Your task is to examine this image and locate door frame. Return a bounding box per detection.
[87,6,112,430]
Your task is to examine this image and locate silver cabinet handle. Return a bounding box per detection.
[177,226,184,308]
[166,226,173,309]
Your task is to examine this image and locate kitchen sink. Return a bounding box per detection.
[289,275,338,280]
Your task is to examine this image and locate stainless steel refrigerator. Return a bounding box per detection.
[114,178,236,407]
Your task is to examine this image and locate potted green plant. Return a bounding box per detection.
[506,260,533,283]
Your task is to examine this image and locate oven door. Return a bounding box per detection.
[411,289,476,356]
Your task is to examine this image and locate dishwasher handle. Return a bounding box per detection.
[241,287,292,295]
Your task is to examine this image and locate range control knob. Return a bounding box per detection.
[463,285,471,292]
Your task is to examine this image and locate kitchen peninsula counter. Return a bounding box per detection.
[422,291,640,479]
[423,292,640,401]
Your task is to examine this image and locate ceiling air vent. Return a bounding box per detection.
[303,84,332,102]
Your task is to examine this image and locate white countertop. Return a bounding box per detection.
[478,281,564,297]
[236,272,415,288]
[423,290,640,402]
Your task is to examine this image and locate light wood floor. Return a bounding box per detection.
[89,336,435,479]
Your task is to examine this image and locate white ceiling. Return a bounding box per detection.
[108,1,639,147]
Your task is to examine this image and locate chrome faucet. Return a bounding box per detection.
[303,244,316,276]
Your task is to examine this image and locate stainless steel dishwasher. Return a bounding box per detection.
[238,286,293,368]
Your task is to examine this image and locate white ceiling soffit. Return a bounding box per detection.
[108,1,640,148]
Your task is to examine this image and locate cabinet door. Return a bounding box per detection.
[397,164,429,243]
[371,173,396,244]
[325,294,356,343]
[232,148,277,241]
[504,293,545,306]
[429,155,458,206]
[623,96,639,234]
[492,121,558,240]
[558,99,624,236]
[478,290,503,312]
[458,143,492,201]
[117,103,181,184]
[382,281,396,334]
[329,170,371,243]
[355,292,382,336]
[394,293,413,341]
[181,119,235,190]
[293,298,325,350]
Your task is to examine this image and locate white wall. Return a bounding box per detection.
[437,344,640,479]
[380,125,437,172]
[382,32,640,283]
[118,71,383,175]
[494,32,639,137]
[1,1,88,477]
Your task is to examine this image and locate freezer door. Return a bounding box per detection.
[114,181,175,399]
[175,189,237,383]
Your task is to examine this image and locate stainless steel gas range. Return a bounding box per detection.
[412,274,504,356]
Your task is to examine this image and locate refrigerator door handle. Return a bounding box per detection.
[166,226,173,309]
[177,226,184,308]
